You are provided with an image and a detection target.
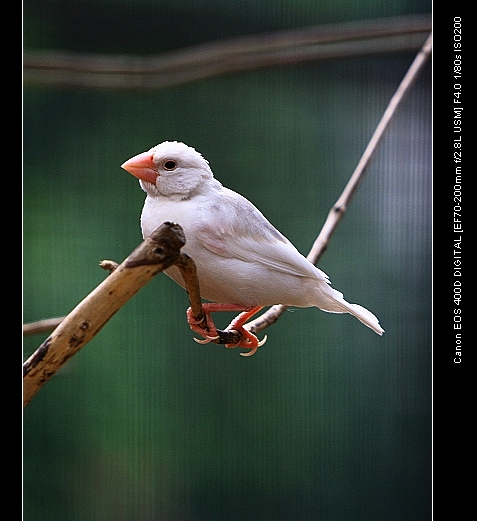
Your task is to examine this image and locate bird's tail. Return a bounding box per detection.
[317,286,384,335]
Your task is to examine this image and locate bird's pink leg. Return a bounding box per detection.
[186,304,267,355]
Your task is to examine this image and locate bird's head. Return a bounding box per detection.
[121,141,216,198]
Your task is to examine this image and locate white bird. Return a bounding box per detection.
[121,141,384,355]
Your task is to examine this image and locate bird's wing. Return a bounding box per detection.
[195,189,329,282]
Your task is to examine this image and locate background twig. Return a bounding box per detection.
[23,317,65,336]
[23,14,430,90]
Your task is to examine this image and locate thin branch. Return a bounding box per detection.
[246,33,432,336]
[23,14,430,90]
[23,317,65,336]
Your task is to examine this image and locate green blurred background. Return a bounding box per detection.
[23,1,432,520]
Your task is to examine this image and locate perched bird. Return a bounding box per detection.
[121,141,384,355]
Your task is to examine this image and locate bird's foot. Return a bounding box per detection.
[224,306,267,356]
[186,304,266,355]
[187,307,220,344]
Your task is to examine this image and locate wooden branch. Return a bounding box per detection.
[246,33,432,337]
[23,221,186,406]
[23,220,245,405]
[23,14,430,90]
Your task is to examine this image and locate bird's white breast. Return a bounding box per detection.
[139,192,324,307]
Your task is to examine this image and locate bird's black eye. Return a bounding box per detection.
[163,160,177,171]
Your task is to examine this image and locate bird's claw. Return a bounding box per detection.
[238,335,268,356]
[225,330,268,357]
[193,335,220,345]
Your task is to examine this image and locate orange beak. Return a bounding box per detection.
[121,151,157,184]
